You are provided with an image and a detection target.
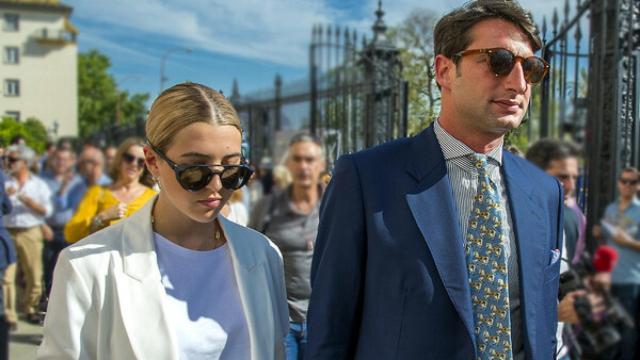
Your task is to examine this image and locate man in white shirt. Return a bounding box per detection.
[3,144,53,326]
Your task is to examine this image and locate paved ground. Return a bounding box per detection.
[9,315,42,360]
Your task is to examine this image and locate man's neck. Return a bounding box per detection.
[16,170,30,184]
[290,184,319,210]
[620,196,635,210]
[438,116,504,154]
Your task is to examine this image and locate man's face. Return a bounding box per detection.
[546,157,578,201]
[7,151,26,175]
[286,141,325,189]
[617,170,638,199]
[446,18,533,136]
[52,150,74,176]
[78,148,103,181]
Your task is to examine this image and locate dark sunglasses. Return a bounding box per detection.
[453,47,550,85]
[147,140,254,192]
[6,156,20,163]
[122,153,146,168]
[619,178,638,186]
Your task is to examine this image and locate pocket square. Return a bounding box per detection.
[550,248,561,265]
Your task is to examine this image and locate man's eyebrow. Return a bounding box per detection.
[178,152,242,161]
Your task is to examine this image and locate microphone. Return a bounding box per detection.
[592,245,618,273]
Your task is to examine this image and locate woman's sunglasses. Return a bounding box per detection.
[122,153,146,168]
[453,47,550,85]
[146,140,254,192]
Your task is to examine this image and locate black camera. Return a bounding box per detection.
[558,253,634,359]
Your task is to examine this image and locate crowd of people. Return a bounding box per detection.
[0,1,636,360]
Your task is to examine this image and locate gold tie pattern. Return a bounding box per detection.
[465,155,512,360]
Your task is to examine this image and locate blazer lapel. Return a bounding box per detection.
[405,126,476,352]
[502,153,547,360]
[219,216,273,360]
[116,198,178,360]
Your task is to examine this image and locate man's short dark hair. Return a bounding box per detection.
[525,139,580,170]
[289,132,322,148]
[434,0,542,61]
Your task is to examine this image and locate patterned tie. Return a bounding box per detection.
[465,154,512,360]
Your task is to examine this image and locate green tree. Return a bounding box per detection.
[387,8,440,135]
[78,50,149,138]
[0,117,49,152]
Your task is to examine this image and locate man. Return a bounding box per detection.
[526,139,586,263]
[305,1,563,359]
[3,144,52,325]
[600,167,640,360]
[41,147,83,296]
[249,133,325,360]
[103,144,117,174]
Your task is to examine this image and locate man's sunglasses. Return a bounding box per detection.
[453,47,550,85]
[619,178,638,186]
[147,140,254,192]
[122,153,146,168]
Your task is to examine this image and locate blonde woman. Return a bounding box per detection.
[64,138,156,243]
[39,83,288,359]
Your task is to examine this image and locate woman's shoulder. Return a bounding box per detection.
[139,186,158,200]
[222,218,283,261]
[59,221,125,272]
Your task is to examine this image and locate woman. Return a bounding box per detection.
[39,83,288,359]
[64,138,156,243]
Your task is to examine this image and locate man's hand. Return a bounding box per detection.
[18,194,48,216]
[558,290,607,324]
[558,290,585,324]
[6,186,17,196]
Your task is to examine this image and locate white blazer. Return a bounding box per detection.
[38,198,288,360]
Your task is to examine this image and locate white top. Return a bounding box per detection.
[225,202,249,227]
[153,232,251,360]
[4,174,53,228]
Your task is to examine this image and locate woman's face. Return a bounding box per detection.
[119,145,145,183]
[148,122,242,223]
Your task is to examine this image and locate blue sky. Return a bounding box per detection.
[66,0,571,103]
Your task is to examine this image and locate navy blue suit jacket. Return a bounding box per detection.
[0,171,15,270]
[305,126,563,359]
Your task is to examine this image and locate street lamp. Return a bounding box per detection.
[159,47,192,93]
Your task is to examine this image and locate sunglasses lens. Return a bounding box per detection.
[221,166,250,190]
[177,165,253,192]
[523,58,547,84]
[178,167,213,191]
[489,49,515,76]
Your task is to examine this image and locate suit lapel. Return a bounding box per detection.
[405,126,476,352]
[219,216,273,360]
[502,153,547,360]
[116,198,178,359]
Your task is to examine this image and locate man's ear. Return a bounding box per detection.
[143,146,160,178]
[435,54,455,91]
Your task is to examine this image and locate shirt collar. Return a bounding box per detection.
[433,119,503,165]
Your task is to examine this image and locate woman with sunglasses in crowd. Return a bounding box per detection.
[39,82,288,359]
[63,137,157,244]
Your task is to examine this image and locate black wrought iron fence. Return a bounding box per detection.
[233,2,407,167]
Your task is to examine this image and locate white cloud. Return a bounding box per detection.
[70,0,345,67]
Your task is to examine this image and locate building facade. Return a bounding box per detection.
[0,0,77,138]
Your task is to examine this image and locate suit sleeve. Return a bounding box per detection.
[0,174,11,216]
[305,154,367,360]
[37,250,96,359]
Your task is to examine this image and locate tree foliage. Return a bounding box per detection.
[0,117,49,153]
[78,50,149,138]
[387,8,440,135]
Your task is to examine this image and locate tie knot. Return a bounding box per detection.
[469,154,490,174]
